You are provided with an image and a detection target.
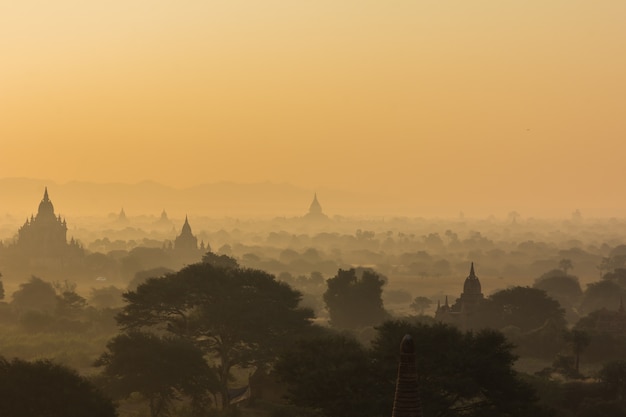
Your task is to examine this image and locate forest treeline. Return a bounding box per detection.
[2,250,626,416]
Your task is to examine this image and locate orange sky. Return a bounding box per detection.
[1,1,625,217]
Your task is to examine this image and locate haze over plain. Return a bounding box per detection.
[1,1,625,217]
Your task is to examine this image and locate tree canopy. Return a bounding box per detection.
[96,332,218,417]
[0,356,116,417]
[323,268,389,329]
[116,262,314,405]
[276,321,549,417]
[11,276,57,314]
[372,321,548,417]
[534,269,582,302]
[478,286,565,332]
[580,280,626,315]
[275,333,387,417]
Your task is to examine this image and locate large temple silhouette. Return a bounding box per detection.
[10,187,83,269]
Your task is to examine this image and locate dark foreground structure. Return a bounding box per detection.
[392,334,422,417]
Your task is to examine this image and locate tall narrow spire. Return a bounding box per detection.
[469,262,475,278]
[37,186,55,218]
[308,193,323,215]
[181,215,192,233]
[391,334,422,417]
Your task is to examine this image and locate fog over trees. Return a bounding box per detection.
[4,189,626,416]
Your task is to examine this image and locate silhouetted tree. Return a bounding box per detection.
[201,251,239,269]
[54,281,87,318]
[371,321,549,417]
[11,276,57,314]
[565,329,591,374]
[580,280,626,315]
[533,270,582,321]
[96,332,218,417]
[0,356,116,417]
[599,256,626,278]
[603,268,626,287]
[275,333,386,417]
[478,286,565,332]
[410,296,433,315]
[534,270,582,300]
[117,263,314,408]
[323,268,389,329]
[599,360,626,402]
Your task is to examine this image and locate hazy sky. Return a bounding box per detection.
[2,1,625,216]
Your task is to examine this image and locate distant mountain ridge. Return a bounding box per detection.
[0,177,374,218]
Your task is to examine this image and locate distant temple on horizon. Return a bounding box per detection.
[117,207,128,223]
[174,216,198,251]
[435,263,485,329]
[303,193,329,221]
[169,216,208,265]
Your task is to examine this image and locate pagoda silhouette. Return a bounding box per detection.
[10,187,83,269]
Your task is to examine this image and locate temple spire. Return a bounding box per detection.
[175,214,198,250]
[308,193,323,215]
[469,262,476,278]
[182,215,192,233]
[391,334,422,417]
[43,187,49,202]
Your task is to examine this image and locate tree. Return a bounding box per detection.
[580,280,626,315]
[274,333,387,417]
[201,251,239,269]
[54,281,87,318]
[533,270,582,318]
[534,270,582,301]
[96,332,218,417]
[598,256,626,278]
[565,329,591,374]
[478,286,565,332]
[323,268,389,329]
[603,268,626,287]
[117,262,314,408]
[371,321,549,417]
[0,356,116,417]
[11,276,58,314]
[599,360,626,401]
[278,321,549,417]
[410,296,433,315]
